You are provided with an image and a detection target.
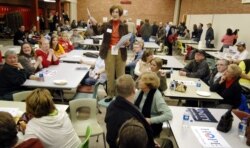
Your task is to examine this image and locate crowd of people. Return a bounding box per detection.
[0,4,250,148]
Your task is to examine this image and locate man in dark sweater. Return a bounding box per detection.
[13,25,27,45]
[179,50,210,82]
[105,74,155,148]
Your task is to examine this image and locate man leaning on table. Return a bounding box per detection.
[179,50,210,82]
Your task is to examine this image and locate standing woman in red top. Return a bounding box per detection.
[90,5,129,101]
[36,39,59,68]
[58,32,74,53]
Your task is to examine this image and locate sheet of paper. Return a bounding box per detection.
[0,107,19,117]
[191,126,231,148]
[114,33,132,50]
[87,8,91,17]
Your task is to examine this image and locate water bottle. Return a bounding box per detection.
[238,118,247,139]
[170,68,173,77]
[182,109,190,128]
[39,73,44,81]
[170,80,176,91]
[196,80,201,91]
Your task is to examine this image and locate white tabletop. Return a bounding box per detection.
[178,39,198,45]
[60,50,98,63]
[0,100,68,113]
[0,45,21,57]
[76,27,87,32]
[154,55,185,70]
[164,71,223,102]
[23,63,90,89]
[91,35,103,39]
[187,44,219,52]
[77,39,102,46]
[144,42,160,49]
[206,51,233,60]
[167,106,248,148]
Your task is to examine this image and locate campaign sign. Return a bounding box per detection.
[188,108,218,123]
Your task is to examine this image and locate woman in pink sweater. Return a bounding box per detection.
[221,28,237,52]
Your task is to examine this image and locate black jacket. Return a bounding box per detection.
[0,64,28,97]
[210,78,241,108]
[105,96,155,148]
[92,20,128,61]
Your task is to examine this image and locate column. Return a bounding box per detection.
[70,0,77,22]
[173,0,181,25]
[56,0,62,21]
[31,0,39,31]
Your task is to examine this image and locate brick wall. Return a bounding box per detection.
[77,0,175,24]
[180,0,250,21]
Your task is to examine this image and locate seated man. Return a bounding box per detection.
[208,59,229,86]
[179,50,210,82]
[105,74,155,148]
[125,41,144,74]
[231,41,249,64]
[13,25,27,45]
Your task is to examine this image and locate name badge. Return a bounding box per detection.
[111,46,118,55]
[107,28,112,33]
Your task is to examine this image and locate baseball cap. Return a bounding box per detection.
[195,50,206,56]
[236,41,246,46]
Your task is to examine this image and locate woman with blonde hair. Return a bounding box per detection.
[210,64,242,108]
[22,88,81,148]
[150,57,167,92]
[135,72,172,137]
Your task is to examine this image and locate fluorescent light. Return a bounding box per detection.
[44,0,56,3]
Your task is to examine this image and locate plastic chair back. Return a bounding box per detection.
[69,98,96,122]
[13,91,33,102]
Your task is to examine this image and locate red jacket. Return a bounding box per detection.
[58,38,73,53]
[35,49,59,68]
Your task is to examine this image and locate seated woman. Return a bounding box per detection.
[58,32,74,53]
[35,39,59,68]
[0,111,44,148]
[134,49,154,76]
[150,57,167,92]
[210,64,242,109]
[135,72,173,137]
[19,42,43,76]
[0,50,36,100]
[80,56,106,85]
[50,36,66,58]
[21,88,81,147]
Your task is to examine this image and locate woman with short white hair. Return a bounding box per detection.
[210,64,242,108]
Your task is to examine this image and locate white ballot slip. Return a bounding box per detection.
[114,33,132,50]
[87,8,91,17]
[191,126,231,148]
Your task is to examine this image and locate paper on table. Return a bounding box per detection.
[191,126,231,148]
[0,107,19,117]
[114,33,132,50]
